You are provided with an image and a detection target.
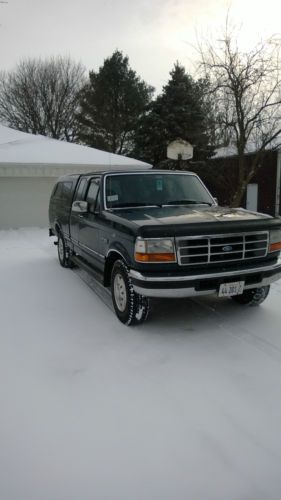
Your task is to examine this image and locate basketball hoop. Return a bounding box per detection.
[167,139,193,161]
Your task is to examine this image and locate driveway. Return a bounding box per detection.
[1,228,281,500]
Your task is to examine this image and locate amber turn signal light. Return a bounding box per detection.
[269,242,281,252]
[135,252,176,262]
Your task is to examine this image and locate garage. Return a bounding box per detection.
[0,125,151,229]
[0,177,56,229]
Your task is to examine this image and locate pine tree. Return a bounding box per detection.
[133,63,215,165]
[77,50,154,155]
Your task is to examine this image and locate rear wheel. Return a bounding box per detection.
[57,232,74,268]
[231,285,270,306]
[111,259,149,325]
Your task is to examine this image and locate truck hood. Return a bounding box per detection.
[108,205,279,237]
[114,205,271,225]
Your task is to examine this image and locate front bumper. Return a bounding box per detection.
[129,258,281,298]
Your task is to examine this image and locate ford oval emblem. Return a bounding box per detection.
[222,245,233,252]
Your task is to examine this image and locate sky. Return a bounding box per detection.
[0,0,281,93]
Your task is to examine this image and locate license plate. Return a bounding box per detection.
[218,281,244,297]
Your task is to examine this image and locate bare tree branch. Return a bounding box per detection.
[0,56,86,142]
[197,21,281,206]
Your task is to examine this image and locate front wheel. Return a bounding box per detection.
[111,260,149,325]
[231,285,270,306]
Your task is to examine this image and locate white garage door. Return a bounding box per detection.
[0,177,57,229]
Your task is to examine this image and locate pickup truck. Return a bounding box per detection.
[49,169,281,325]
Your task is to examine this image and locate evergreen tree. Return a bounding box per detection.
[77,50,154,155]
[133,63,215,165]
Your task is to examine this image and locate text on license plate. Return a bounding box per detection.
[218,281,245,297]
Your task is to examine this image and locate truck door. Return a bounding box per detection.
[70,177,88,244]
[76,177,103,270]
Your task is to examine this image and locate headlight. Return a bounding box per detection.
[269,229,281,252]
[135,237,176,263]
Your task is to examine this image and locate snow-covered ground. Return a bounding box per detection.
[1,228,281,500]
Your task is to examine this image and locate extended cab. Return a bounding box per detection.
[49,170,281,325]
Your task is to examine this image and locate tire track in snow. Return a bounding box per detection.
[191,295,281,364]
[72,262,281,365]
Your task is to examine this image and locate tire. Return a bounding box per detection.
[111,259,149,325]
[57,232,74,268]
[231,285,270,306]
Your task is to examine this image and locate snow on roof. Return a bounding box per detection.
[213,145,238,158]
[0,124,151,169]
[214,138,281,159]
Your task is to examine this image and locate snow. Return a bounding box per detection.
[214,138,281,159]
[1,228,281,500]
[0,125,151,168]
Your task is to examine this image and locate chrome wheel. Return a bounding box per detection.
[57,233,74,268]
[113,272,127,312]
[58,236,64,262]
[111,260,150,325]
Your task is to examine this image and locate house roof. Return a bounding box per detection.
[0,124,151,169]
[214,139,281,159]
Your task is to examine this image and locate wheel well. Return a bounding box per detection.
[104,252,125,287]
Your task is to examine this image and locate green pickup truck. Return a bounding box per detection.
[49,170,281,325]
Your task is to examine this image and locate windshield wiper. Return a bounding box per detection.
[164,199,213,206]
[109,202,162,209]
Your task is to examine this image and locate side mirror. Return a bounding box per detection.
[72,200,88,213]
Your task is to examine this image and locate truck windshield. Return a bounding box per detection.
[105,173,214,209]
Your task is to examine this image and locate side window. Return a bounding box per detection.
[86,178,100,213]
[62,182,73,204]
[52,181,72,202]
[54,182,64,198]
[74,178,88,202]
[51,183,59,197]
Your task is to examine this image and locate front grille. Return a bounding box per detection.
[176,232,269,266]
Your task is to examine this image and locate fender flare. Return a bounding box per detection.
[104,243,133,286]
